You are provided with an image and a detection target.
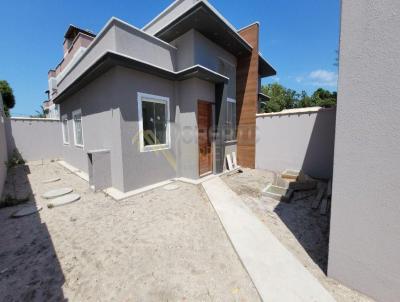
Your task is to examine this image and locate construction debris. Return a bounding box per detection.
[262,170,332,215]
[288,180,317,191]
[312,183,327,209]
[320,197,330,215]
[226,154,234,171]
[281,169,300,180]
[292,190,316,201]
[327,179,332,197]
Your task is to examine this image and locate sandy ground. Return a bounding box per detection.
[0,162,260,302]
[222,168,374,302]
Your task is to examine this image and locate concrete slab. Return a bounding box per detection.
[12,205,43,218]
[262,183,288,200]
[42,177,61,184]
[42,188,73,199]
[202,177,336,302]
[48,193,80,208]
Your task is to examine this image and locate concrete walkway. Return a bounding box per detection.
[202,177,336,302]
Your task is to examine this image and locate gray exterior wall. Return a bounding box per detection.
[114,66,178,192]
[114,22,176,71]
[59,68,125,191]
[255,108,336,179]
[5,118,62,162]
[328,1,400,301]
[59,65,219,192]
[0,95,7,199]
[170,30,195,71]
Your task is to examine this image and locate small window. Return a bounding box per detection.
[225,98,237,142]
[72,109,84,147]
[61,114,69,144]
[138,93,170,152]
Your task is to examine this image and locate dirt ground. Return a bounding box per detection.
[222,168,374,302]
[0,162,260,302]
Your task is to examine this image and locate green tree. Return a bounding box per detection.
[261,84,337,112]
[297,90,314,108]
[311,88,337,107]
[0,80,16,117]
[261,83,297,113]
[31,106,48,118]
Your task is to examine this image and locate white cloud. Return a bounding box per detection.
[293,69,338,87]
[308,69,338,87]
[295,76,304,83]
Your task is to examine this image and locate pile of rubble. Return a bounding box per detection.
[262,170,332,215]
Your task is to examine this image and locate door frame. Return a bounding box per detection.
[197,100,214,177]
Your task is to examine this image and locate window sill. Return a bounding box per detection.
[63,142,70,146]
[74,144,84,149]
[140,144,170,153]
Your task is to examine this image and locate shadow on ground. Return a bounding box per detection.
[274,195,331,273]
[0,164,66,301]
[273,111,335,273]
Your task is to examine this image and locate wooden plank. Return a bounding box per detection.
[327,179,332,197]
[320,197,329,215]
[312,183,326,209]
[226,154,233,171]
[232,151,238,168]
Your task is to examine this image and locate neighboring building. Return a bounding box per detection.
[48,0,275,194]
[42,99,60,119]
[329,0,400,301]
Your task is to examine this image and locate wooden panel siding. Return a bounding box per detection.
[236,23,259,168]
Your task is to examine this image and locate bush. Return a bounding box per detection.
[5,149,25,169]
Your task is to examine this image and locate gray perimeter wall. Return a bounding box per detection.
[328,1,400,301]
[5,118,62,162]
[255,108,336,179]
[0,95,7,198]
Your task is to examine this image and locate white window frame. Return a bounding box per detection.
[61,114,69,145]
[137,92,171,152]
[225,98,237,143]
[72,109,84,148]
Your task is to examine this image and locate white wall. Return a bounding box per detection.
[0,95,7,199]
[5,118,62,161]
[328,1,400,301]
[255,107,336,179]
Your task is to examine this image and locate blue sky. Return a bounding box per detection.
[0,0,340,116]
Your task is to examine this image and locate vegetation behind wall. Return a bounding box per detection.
[260,83,337,113]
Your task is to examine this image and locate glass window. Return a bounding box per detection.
[226,98,237,141]
[62,115,69,144]
[138,93,170,152]
[72,110,84,147]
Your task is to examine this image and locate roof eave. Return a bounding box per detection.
[53,51,228,104]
